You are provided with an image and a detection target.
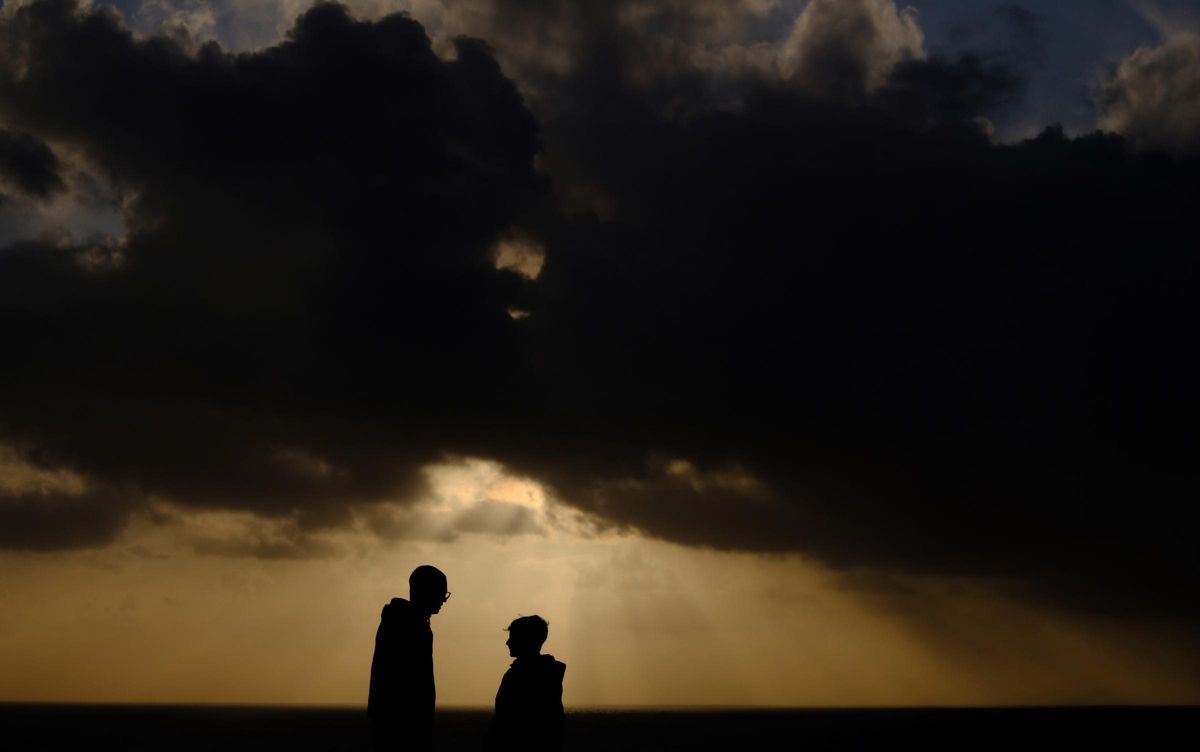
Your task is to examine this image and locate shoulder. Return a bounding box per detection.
[539,656,567,681]
[377,599,425,642]
[381,598,421,624]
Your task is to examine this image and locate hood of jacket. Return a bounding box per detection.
[382,596,426,624]
[512,653,566,682]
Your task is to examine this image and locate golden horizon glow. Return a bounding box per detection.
[1,457,1198,707]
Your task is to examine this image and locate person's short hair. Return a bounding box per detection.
[409,565,447,591]
[506,615,549,646]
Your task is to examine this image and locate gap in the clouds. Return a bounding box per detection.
[0,137,128,251]
[0,184,126,251]
[493,234,545,280]
[111,456,601,561]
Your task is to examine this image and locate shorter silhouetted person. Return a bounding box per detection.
[485,615,566,752]
[368,565,449,752]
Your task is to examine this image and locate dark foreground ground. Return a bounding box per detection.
[2,704,1196,751]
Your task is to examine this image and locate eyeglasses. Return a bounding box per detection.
[442,592,452,603]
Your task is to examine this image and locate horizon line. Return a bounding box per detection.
[2,701,1197,711]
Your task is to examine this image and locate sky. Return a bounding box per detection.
[1,0,1199,707]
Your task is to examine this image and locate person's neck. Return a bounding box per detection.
[409,598,434,620]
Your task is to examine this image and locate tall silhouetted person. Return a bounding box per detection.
[485,615,566,752]
[368,565,449,752]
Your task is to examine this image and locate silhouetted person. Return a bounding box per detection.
[485,615,566,752]
[368,565,449,752]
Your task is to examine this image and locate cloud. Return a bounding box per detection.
[0,0,541,543]
[877,52,1021,128]
[158,504,346,559]
[0,443,88,496]
[0,0,1197,624]
[784,0,924,98]
[1097,30,1200,153]
[450,499,542,537]
[503,100,1199,619]
[0,483,135,552]
[0,128,64,200]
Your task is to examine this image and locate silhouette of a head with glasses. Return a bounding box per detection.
[409,564,449,618]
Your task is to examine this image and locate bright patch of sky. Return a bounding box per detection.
[911,0,1167,137]
[0,190,126,249]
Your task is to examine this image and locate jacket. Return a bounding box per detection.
[485,654,566,752]
[367,597,435,737]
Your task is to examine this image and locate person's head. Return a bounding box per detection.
[505,615,549,659]
[409,565,449,616]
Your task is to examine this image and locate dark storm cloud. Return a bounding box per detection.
[0,486,133,550]
[877,52,1021,127]
[501,83,1198,619]
[1,0,1197,622]
[460,0,1197,619]
[0,128,63,200]
[0,0,541,545]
